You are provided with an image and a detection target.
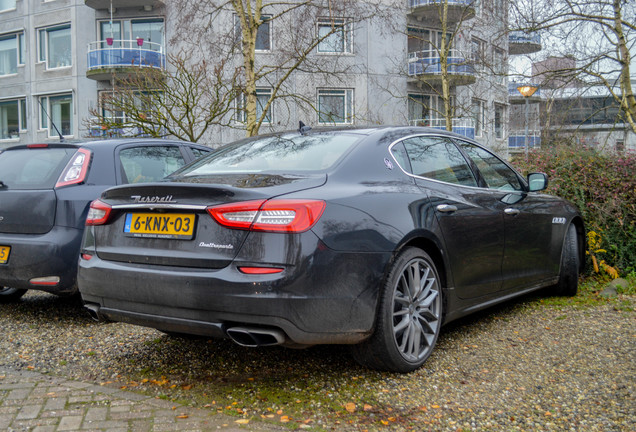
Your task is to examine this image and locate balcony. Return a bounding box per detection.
[86,39,166,81]
[409,0,475,25]
[87,117,164,138]
[508,82,541,104]
[85,0,164,10]
[408,50,476,86]
[409,118,475,139]
[508,131,541,151]
[508,31,542,55]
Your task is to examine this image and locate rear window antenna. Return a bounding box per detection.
[38,99,65,142]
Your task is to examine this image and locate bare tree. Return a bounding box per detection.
[511,0,636,133]
[172,0,394,137]
[86,51,240,142]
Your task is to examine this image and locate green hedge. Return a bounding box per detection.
[513,145,636,275]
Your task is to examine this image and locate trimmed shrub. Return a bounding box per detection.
[513,145,636,275]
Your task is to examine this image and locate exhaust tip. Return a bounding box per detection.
[84,303,105,322]
[226,326,286,347]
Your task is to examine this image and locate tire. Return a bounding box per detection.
[0,287,27,303]
[351,247,443,373]
[552,224,579,297]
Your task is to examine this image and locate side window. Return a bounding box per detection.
[119,146,186,184]
[390,142,411,173]
[190,147,211,159]
[459,142,523,191]
[402,136,477,187]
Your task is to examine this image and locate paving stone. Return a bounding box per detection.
[15,404,42,420]
[0,366,282,432]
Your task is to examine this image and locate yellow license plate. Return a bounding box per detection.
[0,245,9,264]
[124,213,195,239]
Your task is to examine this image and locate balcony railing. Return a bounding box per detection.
[508,131,541,149]
[409,117,475,139]
[408,50,474,77]
[409,0,475,23]
[508,31,542,55]
[87,39,166,71]
[87,116,165,138]
[410,0,473,6]
[509,31,541,45]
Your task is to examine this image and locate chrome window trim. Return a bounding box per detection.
[387,132,484,191]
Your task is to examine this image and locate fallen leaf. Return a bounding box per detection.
[176,414,189,419]
[380,420,389,425]
[363,404,373,411]
[345,402,356,413]
[280,415,290,423]
[181,384,192,390]
[235,419,249,424]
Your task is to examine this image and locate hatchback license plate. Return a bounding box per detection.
[124,213,195,239]
[0,245,9,264]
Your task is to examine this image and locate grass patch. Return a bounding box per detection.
[536,274,636,311]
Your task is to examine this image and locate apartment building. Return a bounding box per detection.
[1,0,518,153]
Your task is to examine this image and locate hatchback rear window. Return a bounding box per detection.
[177,133,361,176]
[0,148,76,190]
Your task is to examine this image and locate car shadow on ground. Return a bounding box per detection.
[2,290,541,382]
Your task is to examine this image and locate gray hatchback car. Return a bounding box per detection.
[0,138,210,302]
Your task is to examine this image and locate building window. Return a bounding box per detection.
[317,18,352,53]
[0,0,16,12]
[615,140,625,153]
[38,24,71,69]
[318,89,353,124]
[0,98,25,140]
[234,15,271,51]
[408,94,431,124]
[236,88,272,124]
[471,37,485,69]
[493,46,505,84]
[0,32,24,75]
[494,103,505,139]
[471,98,485,137]
[99,18,164,51]
[40,94,72,137]
[408,94,454,127]
[408,28,452,57]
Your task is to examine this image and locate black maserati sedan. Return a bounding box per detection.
[78,126,584,372]
[0,139,210,302]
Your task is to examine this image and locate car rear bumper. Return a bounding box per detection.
[78,249,390,345]
[0,226,83,294]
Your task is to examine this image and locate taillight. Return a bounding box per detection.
[56,148,91,187]
[86,199,113,226]
[207,199,325,233]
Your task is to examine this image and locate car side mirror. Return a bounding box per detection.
[527,172,548,192]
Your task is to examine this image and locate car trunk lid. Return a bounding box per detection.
[91,174,326,268]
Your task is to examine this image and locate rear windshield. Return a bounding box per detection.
[0,148,76,190]
[175,133,361,176]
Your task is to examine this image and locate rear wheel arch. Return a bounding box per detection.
[395,235,449,293]
[375,234,450,324]
[571,217,586,274]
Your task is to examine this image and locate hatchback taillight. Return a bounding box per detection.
[86,200,113,226]
[207,199,325,233]
[56,148,92,187]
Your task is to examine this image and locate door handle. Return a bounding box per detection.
[504,208,520,216]
[436,204,458,213]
